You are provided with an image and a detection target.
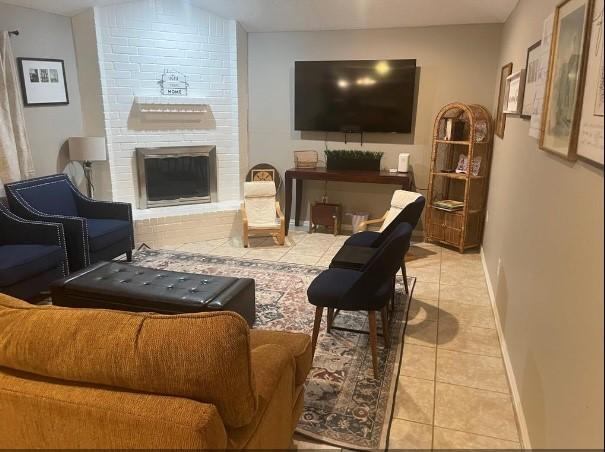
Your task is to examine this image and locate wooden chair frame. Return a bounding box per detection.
[241,201,285,247]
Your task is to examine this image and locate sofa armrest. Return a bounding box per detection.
[249,330,312,387]
[225,344,296,449]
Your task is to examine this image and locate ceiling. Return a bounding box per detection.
[1,0,519,31]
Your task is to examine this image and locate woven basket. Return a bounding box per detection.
[294,150,318,169]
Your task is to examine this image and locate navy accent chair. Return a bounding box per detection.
[340,194,425,294]
[308,223,413,378]
[5,174,134,272]
[0,203,69,300]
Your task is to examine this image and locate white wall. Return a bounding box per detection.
[87,0,242,206]
[247,24,502,225]
[0,2,83,177]
[483,0,604,448]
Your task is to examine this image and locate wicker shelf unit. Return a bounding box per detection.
[426,102,493,252]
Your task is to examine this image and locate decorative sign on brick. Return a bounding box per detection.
[159,70,189,96]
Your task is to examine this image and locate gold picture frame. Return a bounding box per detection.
[495,62,513,138]
[540,0,595,160]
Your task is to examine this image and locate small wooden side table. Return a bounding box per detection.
[309,202,341,235]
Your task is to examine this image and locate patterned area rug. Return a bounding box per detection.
[132,249,415,450]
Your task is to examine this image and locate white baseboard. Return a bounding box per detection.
[480,247,531,450]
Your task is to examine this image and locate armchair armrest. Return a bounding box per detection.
[275,201,285,224]
[0,209,65,247]
[72,190,132,222]
[358,212,388,231]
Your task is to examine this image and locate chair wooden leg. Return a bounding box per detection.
[368,311,379,379]
[327,308,334,333]
[311,307,324,357]
[380,307,390,348]
[126,250,132,262]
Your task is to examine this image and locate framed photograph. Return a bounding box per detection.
[17,58,69,106]
[504,70,527,115]
[522,40,542,118]
[495,62,513,138]
[577,0,604,167]
[540,0,595,160]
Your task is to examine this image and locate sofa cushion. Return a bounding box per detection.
[0,245,64,287]
[15,181,78,217]
[86,219,131,252]
[0,295,258,429]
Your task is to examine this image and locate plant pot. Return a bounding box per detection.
[326,156,381,171]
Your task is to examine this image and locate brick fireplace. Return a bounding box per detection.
[72,0,248,247]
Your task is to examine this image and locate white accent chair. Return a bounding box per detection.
[241,181,285,247]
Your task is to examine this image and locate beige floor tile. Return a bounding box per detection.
[412,281,440,300]
[279,252,321,265]
[407,265,441,283]
[284,244,326,257]
[401,344,436,380]
[207,245,248,257]
[439,283,491,306]
[433,427,521,449]
[243,247,289,261]
[393,376,435,424]
[437,319,501,357]
[436,349,509,393]
[440,265,487,288]
[434,383,519,441]
[292,434,339,449]
[405,319,438,347]
[439,300,495,328]
[408,297,439,323]
[388,419,433,449]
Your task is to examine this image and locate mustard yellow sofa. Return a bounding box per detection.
[0,294,312,449]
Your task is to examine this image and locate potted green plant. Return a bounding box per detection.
[324,150,383,171]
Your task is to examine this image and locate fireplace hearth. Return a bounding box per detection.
[136,145,217,209]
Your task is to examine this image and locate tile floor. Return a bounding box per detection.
[163,228,522,450]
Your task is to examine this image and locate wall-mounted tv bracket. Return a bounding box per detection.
[343,130,364,146]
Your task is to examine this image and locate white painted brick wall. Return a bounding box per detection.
[94,0,241,207]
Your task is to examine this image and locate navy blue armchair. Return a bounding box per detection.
[0,203,68,300]
[5,174,134,272]
[338,192,425,294]
[308,223,413,378]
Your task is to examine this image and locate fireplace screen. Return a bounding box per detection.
[136,146,216,209]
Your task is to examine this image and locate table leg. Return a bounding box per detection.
[284,173,293,235]
[295,179,303,226]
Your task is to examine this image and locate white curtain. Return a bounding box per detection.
[0,30,34,193]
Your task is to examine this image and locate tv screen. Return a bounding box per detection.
[295,59,417,133]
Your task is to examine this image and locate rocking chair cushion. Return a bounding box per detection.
[379,190,422,233]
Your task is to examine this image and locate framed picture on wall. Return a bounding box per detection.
[522,40,542,119]
[17,58,69,106]
[577,0,604,167]
[504,70,526,115]
[539,0,595,160]
[495,62,513,138]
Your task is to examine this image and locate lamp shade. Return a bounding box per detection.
[68,137,107,162]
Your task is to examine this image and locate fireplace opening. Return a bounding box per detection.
[136,145,217,209]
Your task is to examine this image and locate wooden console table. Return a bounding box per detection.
[284,167,414,234]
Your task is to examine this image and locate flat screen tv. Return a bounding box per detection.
[295,59,417,133]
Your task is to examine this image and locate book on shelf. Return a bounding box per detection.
[433,200,464,211]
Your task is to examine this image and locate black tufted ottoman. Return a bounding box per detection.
[50,261,256,326]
